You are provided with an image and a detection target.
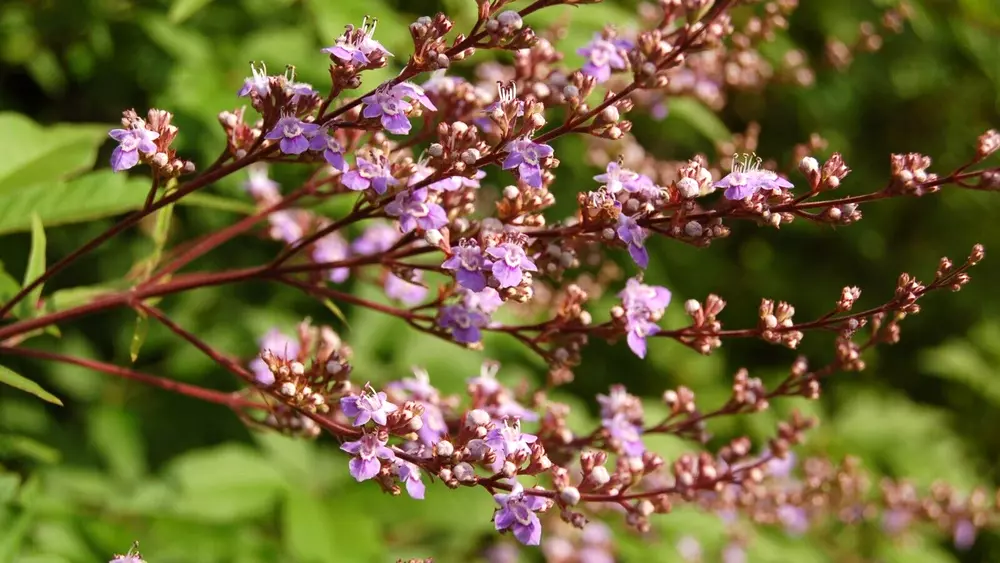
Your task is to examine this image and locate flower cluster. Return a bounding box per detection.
[12,1,995,560]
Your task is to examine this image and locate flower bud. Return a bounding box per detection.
[503,185,520,200]
[799,156,819,175]
[676,177,700,198]
[589,466,610,486]
[496,10,523,30]
[684,299,701,315]
[466,409,491,428]
[424,229,444,246]
[453,462,476,482]
[290,361,305,376]
[435,440,455,457]
[427,143,444,157]
[559,486,581,506]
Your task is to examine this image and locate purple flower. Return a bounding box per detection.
[442,239,488,291]
[765,450,796,479]
[595,161,640,194]
[715,153,794,200]
[109,127,159,172]
[312,231,350,283]
[307,130,348,172]
[438,303,490,344]
[268,210,304,244]
[618,277,672,359]
[603,414,645,457]
[467,360,503,395]
[394,460,425,499]
[286,81,317,104]
[243,163,280,201]
[953,519,977,550]
[341,432,395,482]
[578,35,631,82]
[249,329,300,386]
[777,504,809,535]
[322,16,392,66]
[501,137,554,188]
[264,115,320,155]
[342,154,398,195]
[882,508,912,534]
[352,223,399,255]
[339,382,398,426]
[486,418,537,460]
[493,482,548,546]
[722,544,746,563]
[362,82,437,135]
[465,286,503,314]
[616,214,649,269]
[385,272,427,306]
[238,62,270,98]
[386,187,448,233]
[486,242,538,288]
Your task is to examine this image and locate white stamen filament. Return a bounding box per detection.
[731,152,762,175]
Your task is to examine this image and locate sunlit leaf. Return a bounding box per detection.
[0,364,62,406]
[168,0,216,24]
[0,113,106,192]
[15,214,46,320]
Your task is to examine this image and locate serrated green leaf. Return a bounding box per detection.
[168,0,215,24]
[0,364,62,406]
[129,310,149,364]
[0,113,107,192]
[667,98,731,143]
[15,214,46,319]
[0,170,149,235]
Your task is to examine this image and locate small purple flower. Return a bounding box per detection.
[465,287,504,315]
[777,504,809,535]
[603,414,645,457]
[438,303,490,344]
[312,231,350,283]
[578,35,631,82]
[341,432,395,482]
[322,16,392,66]
[386,187,448,233]
[352,223,399,255]
[342,154,398,195]
[616,214,649,269]
[715,153,794,200]
[249,328,300,386]
[722,543,746,563]
[362,82,437,135]
[493,481,548,546]
[442,239,488,291]
[109,127,159,172]
[882,508,912,535]
[765,450,796,479]
[385,272,427,306]
[268,210,304,244]
[486,242,538,288]
[501,137,554,188]
[264,115,320,155]
[595,160,640,194]
[618,277,672,359]
[468,360,503,395]
[243,163,280,201]
[395,460,425,499]
[953,519,977,550]
[238,62,270,98]
[486,418,537,460]
[287,81,318,104]
[308,130,348,172]
[339,382,398,426]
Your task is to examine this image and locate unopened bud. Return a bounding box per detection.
[799,156,819,175]
[559,486,581,506]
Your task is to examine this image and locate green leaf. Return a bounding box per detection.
[0,434,60,464]
[0,474,19,504]
[666,98,731,143]
[282,489,338,563]
[87,406,146,482]
[168,0,215,24]
[129,309,149,364]
[15,214,45,319]
[180,192,256,215]
[0,170,149,235]
[320,298,351,330]
[0,113,107,192]
[0,364,62,406]
[0,261,19,305]
[163,444,286,523]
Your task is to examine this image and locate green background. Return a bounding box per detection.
[0,0,998,561]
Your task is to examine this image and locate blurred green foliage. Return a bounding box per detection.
[0,0,999,561]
